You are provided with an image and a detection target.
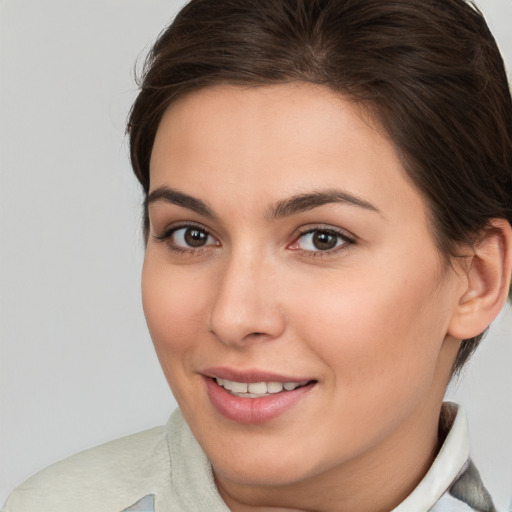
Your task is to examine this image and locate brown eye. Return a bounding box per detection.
[293,228,352,253]
[312,231,339,250]
[183,227,209,247]
[159,225,218,251]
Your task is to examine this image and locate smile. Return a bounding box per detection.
[203,370,317,424]
[215,378,310,398]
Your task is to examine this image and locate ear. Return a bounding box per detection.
[448,219,512,340]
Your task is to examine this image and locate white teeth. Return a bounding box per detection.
[267,382,284,393]
[247,382,267,394]
[215,378,307,397]
[230,381,248,393]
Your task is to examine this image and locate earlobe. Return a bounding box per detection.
[448,219,512,340]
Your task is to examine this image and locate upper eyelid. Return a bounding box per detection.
[153,221,213,240]
[294,224,356,241]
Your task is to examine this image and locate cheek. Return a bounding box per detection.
[283,263,453,458]
[291,262,449,401]
[141,255,207,373]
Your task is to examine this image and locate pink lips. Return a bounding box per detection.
[202,367,316,424]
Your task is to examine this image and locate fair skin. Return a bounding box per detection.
[142,83,510,512]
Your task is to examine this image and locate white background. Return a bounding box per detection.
[1,0,511,509]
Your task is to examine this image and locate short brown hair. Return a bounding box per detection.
[127,0,512,373]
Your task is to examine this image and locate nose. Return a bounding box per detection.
[208,250,286,347]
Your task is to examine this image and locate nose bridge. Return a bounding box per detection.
[209,245,284,346]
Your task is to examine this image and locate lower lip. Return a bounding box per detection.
[204,377,315,424]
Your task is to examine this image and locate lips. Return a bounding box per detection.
[202,367,316,424]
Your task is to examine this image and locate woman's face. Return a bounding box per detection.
[143,83,464,492]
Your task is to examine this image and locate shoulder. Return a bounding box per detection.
[3,425,169,512]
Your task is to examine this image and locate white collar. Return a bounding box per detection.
[392,402,470,511]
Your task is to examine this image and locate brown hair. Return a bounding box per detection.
[127,0,512,373]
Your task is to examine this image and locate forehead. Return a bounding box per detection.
[149,83,429,226]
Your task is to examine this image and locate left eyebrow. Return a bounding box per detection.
[266,189,382,219]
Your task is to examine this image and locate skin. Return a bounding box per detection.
[143,83,468,512]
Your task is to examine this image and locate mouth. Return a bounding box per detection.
[202,368,317,424]
[213,377,313,398]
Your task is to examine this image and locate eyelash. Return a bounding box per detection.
[154,222,218,255]
[290,226,355,257]
[154,223,355,257]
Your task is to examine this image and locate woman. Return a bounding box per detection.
[4,0,512,511]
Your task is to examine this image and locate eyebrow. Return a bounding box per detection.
[266,189,382,219]
[146,187,216,218]
[146,186,381,219]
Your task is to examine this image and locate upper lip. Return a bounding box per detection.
[201,366,315,384]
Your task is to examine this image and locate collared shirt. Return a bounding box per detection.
[3,403,496,512]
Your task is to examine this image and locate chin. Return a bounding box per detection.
[212,457,315,488]
[199,430,332,488]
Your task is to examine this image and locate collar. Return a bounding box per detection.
[392,402,471,511]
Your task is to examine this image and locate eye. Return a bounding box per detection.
[174,226,212,248]
[290,228,353,253]
[155,224,219,252]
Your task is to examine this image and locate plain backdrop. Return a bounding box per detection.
[1,0,511,509]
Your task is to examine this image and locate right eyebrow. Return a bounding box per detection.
[146,186,216,218]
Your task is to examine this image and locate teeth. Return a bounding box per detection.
[267,382,284,393]
[230,381,248,393]
[215,378,307,397]
[248,382,267,394]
